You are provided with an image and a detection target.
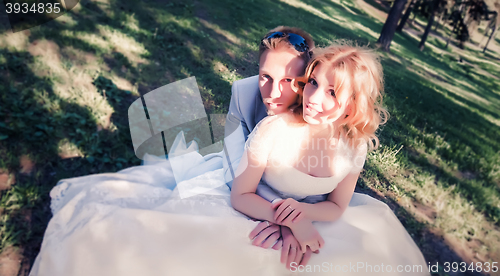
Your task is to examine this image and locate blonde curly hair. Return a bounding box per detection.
[294,41,389,151]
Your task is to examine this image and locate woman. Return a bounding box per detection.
[30,43,429,276]
[230,42,430,273]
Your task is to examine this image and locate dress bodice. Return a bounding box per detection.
[262,165,342,200]
[245,114,367,201]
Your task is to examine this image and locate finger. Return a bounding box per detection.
[271,199,284,209]
[261,232,280,249]
[282,210,301,226]
[274,200,291,220]
[281,242,290,264]
[319,236,325,248]
[299,249,313,266]
[313,249,320,254]
[249,221,269,240]
[275,207,293,224]
[272,238,283,250]
[252,225,279,246]
[287,247,297,270]
[276,203,296,223]
[293,248,303,267]
[253,225,280,246]
[309,243,318,252]
[299,242,307,254]
[292,212,305,223]
[274,204,288,221]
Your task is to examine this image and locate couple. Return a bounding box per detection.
[30,27,429,275]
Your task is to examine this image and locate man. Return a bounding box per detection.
[223,26,320,266]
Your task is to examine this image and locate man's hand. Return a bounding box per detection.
[249,221,282,249]
[288,219,324,253]
[281,226,318,269]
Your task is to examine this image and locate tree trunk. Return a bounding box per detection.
[409,14,415,26]
[445,28,454,48]
[444,33,453,49]
[419,0,438,51]
[410,10,417,25]
[377,0,410,51]
[483,24,498,53]
[397,0,418,32]
[433,11,444,31]
[479,23,490,45]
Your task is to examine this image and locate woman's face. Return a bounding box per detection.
[259,48,305,115]
[302,62,345,125]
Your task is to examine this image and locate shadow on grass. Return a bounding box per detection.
[383,55,500,151]
[299,0,383,43]
[361,0,391,14]
[0,48,138,274]
[395,21,500,103]
[378,60,500,231]
[483,48,500,61]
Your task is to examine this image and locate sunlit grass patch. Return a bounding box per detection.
[0,30,30,51]
[98,26,150,66]
[281,0,345,24]
[67,30,110,52]
[57,138,84,159]
[65,87,115,129]
[56,13,79,28]
[121,13,141,32]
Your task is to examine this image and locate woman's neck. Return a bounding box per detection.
[307,121,341,138]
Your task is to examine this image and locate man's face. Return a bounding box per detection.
[259,48,305,115]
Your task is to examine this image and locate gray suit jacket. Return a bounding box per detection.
[222,76,284,202]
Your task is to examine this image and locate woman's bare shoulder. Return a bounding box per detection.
[276,112,306,127]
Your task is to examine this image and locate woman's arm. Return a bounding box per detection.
[274,171,360,225]
[230,149,278,224]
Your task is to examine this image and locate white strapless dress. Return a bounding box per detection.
[30,117,430,276]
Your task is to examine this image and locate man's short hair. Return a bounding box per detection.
[259,26,315,63]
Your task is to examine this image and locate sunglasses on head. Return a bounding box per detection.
[261,31,310,53]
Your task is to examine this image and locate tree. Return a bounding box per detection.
[445,8,463,48]
[443,0,495,49]
[483,11,499,52]
[433,10,445,31]
[397,0,420,32]
[433,0,452,32]
[377,0,410,51]
[419,0,440,50]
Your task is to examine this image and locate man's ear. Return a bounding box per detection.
[291,79,299,93]
[291,77,306,93]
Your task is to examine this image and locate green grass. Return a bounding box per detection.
[1,0,499,274]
